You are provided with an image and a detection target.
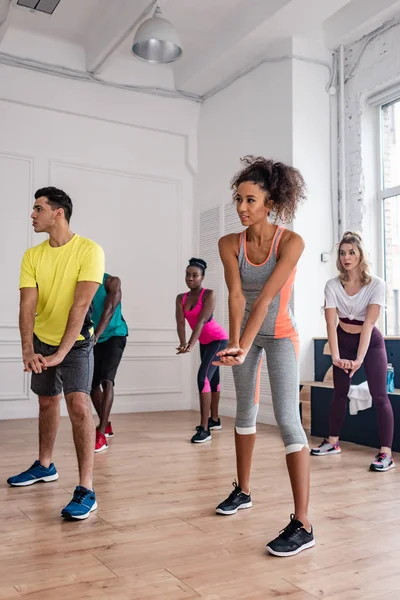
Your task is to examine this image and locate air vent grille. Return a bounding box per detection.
[17,0,61,15]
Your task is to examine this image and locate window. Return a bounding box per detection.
[380,98,400,335]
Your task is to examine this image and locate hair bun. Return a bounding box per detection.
[189,257,207,270]
[342,231,362,241]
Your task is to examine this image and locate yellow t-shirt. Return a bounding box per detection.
[19,234,105,346]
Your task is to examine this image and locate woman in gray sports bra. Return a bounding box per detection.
[214,156,314,557]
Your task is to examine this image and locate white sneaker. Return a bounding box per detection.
[310,439,341,456]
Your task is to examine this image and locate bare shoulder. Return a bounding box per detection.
[176,292,185,302]
[279,229,305,253]
[204,288,215,299]
[218,232,241,253]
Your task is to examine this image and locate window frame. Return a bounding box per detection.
[377,95,400,335]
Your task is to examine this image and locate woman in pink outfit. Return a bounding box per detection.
[176,258,228,443]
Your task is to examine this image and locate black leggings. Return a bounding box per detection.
[330,326,394,448]
[197,340,228,394]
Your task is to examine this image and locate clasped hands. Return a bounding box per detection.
[212,343,247,367]
[22,351,66,373]
[333,356,362,378]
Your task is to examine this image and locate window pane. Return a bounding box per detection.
[382,100,400,189]
[384,195,400,335]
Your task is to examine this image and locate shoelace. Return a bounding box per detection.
[26,461,44,473]
[71,489,89,505]
[374,453,388,462]
[278,514,303,540]
[227,480,241,500]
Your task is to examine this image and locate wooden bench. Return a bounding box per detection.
[300,380,400,451]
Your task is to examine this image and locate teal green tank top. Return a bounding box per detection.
[91,273,128,343]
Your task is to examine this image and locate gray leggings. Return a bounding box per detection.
[232,334,308,454]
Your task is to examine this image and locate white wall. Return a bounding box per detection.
[195,37,334,423]
[0,64,200,419]
[343,18,400,271]
[292,36,337,379]
[196,49,293,424]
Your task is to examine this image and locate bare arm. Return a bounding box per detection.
[186,290,216,349]
[19,287,46,373]
[45,281,100,367]
[219,234,246,345]
[239,231,305,353]
[325,308,340,363]
[175,295,187,348]
[94,276,122,342]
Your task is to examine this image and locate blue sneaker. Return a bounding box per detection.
[61,486,97,520]
[7,460,59,486]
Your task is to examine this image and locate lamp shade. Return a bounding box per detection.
[132,6,182,64]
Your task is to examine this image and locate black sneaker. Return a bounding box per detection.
[216,481,252,515]
[196,417,222,431]
[191,426,211,443]
[266,514,315,557]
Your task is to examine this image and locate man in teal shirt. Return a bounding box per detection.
[91,273,128,452]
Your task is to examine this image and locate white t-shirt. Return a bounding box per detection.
[324,276,385,322]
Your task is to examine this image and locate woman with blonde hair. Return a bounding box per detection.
[311,231,394,471]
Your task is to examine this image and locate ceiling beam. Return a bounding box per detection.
[175,0,353,93]
[324,0,400,48]
[0,0,11,45]
[174,0,293,90]
[85,0,171,74]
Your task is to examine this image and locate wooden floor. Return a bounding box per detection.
[0,410,399,600]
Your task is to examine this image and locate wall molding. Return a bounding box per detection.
[0,151,34,249]
[0,94,198,176]
[115,387,181,397]
[49,159,183,188]
[0,355,29,401]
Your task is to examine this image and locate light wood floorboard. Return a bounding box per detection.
[0,411,398,599]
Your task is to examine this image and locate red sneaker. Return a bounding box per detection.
[105,422,114,438]
[95,430,108,453]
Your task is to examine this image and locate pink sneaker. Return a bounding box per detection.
[105,422,114,438]
[370,453,395,472]
[95,430,108,453]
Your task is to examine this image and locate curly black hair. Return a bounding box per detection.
[188,257,207,275]
[231,156,306,224]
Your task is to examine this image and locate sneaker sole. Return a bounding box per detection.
[192,436,211,443]
[369,462,395,472]
[62,501,98,521]
[95,444,108,453]
[209,425,222,430]
[105,433,114,438]
[216,501,252,515]
[266,538,315,557]
[8,472,59,487]
[310,449,341,456]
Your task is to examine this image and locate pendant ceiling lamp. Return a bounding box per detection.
[132,2,183,64]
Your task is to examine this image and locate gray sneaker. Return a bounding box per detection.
[310,439,341,456]
[369,453,395,472]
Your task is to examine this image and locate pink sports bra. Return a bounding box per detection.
[182,288,228,345]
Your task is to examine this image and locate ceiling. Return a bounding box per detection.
[0,0,400,99]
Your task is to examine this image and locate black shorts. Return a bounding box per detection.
[92,335,127,388]
[31,335,94,397]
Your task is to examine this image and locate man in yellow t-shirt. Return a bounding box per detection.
[7,187,104,521]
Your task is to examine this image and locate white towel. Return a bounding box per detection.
[348,381,372,415]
